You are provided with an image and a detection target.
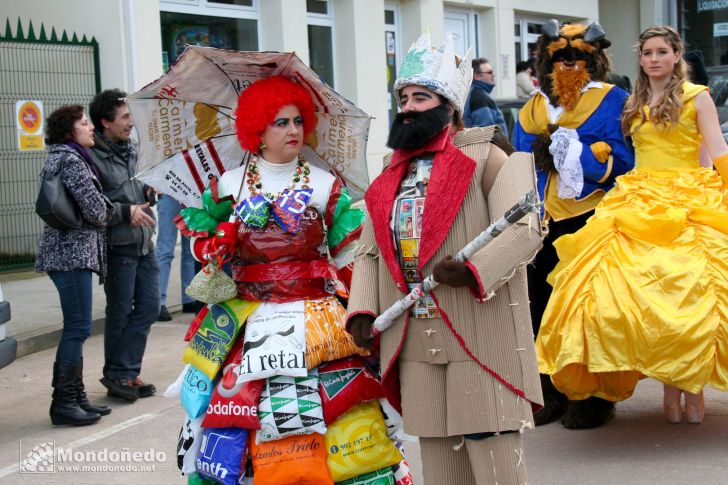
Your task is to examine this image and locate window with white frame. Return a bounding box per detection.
[159,0,259,71]
[514,17,547,64]
[307,0,335,88]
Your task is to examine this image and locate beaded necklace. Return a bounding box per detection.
[245,154,311,200]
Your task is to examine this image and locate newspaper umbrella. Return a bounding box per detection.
[127,45,372,208]
[371,190,540,337]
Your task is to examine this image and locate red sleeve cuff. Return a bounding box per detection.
[465,260,488,302]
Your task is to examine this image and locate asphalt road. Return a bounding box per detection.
[1,313,726,484]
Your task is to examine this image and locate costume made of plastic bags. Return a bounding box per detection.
[171,168,408,482]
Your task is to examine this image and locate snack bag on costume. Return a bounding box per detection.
[305,297,369,369]
[187,472,218,485]
[391,441,414,485]
[181,365,216,419]
[337,468,396,485]
[324,401,403,482]
[177,414,205,475]
[185,306,210,342]
[203,338,265,429]
[165,364,190,398]
[235,301,307,384]
[318,356,385,424]
[256,371,326,443]
[183,298,260,380]
[196,427,248,485]
[249,433,333,485]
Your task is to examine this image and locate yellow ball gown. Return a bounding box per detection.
[536,82,728,401]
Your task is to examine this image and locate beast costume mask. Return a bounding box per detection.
[535,21,612,111]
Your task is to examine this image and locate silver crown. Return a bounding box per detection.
[393,32,473,115]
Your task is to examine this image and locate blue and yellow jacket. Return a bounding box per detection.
[514,83,634,221]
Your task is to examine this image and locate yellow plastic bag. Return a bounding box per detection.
[324,401,402,482]
[305,297,368,369]
[183,298,260,380]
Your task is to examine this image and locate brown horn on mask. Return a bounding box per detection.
[543,19,560,40]
[584,22,607,44]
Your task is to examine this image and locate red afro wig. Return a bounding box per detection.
[234,76,317,153]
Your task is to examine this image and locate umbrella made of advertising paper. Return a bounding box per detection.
[127,45,372,208]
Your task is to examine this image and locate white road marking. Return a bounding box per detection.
[0,412,159,478]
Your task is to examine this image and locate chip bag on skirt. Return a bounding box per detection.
[183,298,260,380]
[196,427,248,485]
[165,364,190,399]
[392,441,414,485]
[236,301,307,384]
[181,365,216,419]
[305,297,369,369]
[177,414,205,475]
[337,467,396,485]
[318,356,384,425]
[203,337,265,429]
[324,401,403,482]
[185,305,210,342]
[256,370,327,443]
[249,433,333,485]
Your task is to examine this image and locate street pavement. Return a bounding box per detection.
[1,247,727,484]
[0,309,726,484]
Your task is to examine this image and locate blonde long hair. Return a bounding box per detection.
[621,26,688,136]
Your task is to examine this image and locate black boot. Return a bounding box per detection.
[560,397,616,429]
[74,359,111,416]
[534,374,569,426]
[50,362,101,426]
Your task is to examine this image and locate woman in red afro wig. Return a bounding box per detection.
[234,76,316,154]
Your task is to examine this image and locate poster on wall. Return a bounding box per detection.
[16,100,45,151]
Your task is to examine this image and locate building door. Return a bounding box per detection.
[444,8,477,58]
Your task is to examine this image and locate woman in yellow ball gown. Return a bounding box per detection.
[536,26,728,425]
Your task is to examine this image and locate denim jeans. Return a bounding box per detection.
[103,251,160,379]
[156,194,195,305]
[49,270,93,365]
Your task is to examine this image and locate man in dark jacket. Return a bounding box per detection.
[89,89,159,402]
[463,58,507,133]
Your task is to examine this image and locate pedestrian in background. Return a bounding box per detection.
[89,89,159,403]
[36,105,114,426]
[156,194,196,321]
[515,60,538,98]
[463,57,507,133]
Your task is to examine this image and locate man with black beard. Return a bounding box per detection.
[346,33,543,485]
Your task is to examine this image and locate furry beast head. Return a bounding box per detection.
[535,21,612,108]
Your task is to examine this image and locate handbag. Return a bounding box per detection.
[185,259,238,304]
[35,157,83,230]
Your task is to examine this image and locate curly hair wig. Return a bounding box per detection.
[234,76,316,153]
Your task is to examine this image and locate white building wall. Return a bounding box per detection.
[5,0,611,182]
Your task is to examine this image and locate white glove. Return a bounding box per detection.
[549,127,584,199]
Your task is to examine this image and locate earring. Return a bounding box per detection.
[259,140,267,152]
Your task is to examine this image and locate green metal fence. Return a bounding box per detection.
[0,18,100,272]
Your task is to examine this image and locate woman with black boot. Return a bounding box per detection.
[35,105,114,426]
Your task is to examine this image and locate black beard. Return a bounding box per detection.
[386,104,451,150]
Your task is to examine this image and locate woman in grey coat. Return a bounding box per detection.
[35,105,114,426]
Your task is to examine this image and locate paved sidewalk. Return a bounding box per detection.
[0,242,188,358]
